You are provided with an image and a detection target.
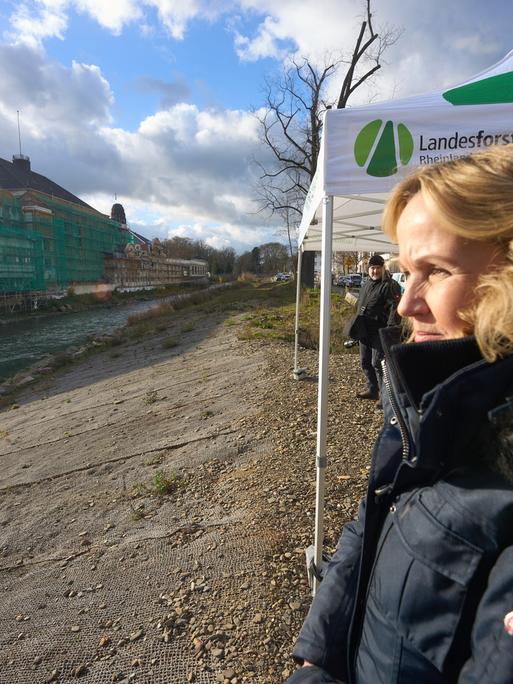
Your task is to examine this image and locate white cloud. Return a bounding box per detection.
[73,0,143,34]
[6,0,512,102]
[236,0,362,66]
[118,103,265,224]
[144,0,208,41]
[205,233,232,250]
[0,44,113,136]
[0,40,277,251]
[231,1,513,105]
[7,1,68,47]
[145,1,239,40]
[234,15,291,62]
[167,221,273,252]
[3,0,513,254]
[453,35,500,57]
[6,0,145,45]
[8,0,234,44]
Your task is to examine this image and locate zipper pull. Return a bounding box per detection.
[374,483,394,502]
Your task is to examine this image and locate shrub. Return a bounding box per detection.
[153,469,181,496]
[162,337,178,349]
[143,389,158,404]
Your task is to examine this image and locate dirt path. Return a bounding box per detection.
[0,305,382,683]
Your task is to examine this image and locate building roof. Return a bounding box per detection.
[0,155,97,211]
[128,228,152,246]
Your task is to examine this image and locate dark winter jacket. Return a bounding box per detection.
[348,276,401,347]
[357,276,400,326]
[288,328,513,684]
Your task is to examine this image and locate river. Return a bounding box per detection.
[0,298,169,381]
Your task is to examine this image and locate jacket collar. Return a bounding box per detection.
[380,327,513,472]
[380,328,484,412]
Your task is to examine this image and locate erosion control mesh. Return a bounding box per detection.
[0,324,339,684]
[0,442,275,684]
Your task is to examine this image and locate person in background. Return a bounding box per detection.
[351,254,401,402]
[286,145,513,683]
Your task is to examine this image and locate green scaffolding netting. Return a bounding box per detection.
[0,192,129,293]
[0,225,45,292]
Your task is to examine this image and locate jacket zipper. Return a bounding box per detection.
[349,364,409,683]
[382,359,410,460]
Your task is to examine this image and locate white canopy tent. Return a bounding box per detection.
[295,49,513,592]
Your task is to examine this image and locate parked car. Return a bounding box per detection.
[391,271,406,293]
[274,272,291,282]
[337,273,362,288]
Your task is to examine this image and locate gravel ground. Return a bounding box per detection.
[0,305,383,683]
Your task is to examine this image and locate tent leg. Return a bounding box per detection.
[293,248,306,380]
[312,195,333,595]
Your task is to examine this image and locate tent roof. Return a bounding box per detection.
[300,192,396,253]
[298,48,513,254]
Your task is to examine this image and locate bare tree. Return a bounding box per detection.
[336,0,396,109]
[255,0,399,285]
[162,236,196,259]
[163,236,236,275]
[334,250,360,275]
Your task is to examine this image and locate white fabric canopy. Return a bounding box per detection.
[299,48,513,253]
[300,193,390,253]
[297,49,513,592]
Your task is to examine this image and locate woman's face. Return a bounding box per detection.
[396,192,500,342]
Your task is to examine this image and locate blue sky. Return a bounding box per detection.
[42,9,282,128]
[1,1,513,252]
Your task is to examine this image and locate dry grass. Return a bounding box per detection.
[126,286,239,327]
[238,285,355,354]
[238,271,259,282]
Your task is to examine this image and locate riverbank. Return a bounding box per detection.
[0,281,214,324]
[0,283,381,683]
[0,282,236,386]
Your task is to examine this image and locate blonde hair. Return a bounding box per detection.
[382,144,513,362]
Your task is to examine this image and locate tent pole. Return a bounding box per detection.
[293,247,306,380]
[313,194,333,595]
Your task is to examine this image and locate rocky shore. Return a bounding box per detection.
[0,302,382,683]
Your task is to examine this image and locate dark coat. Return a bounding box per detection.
[289,329,513,684]
[348,276,401,347]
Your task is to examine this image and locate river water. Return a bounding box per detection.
[0,298,167,381]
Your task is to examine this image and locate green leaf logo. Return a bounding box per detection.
[354,119,413,177]
[443,71,513,105]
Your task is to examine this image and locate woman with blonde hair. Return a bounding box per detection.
[286,145,513,683]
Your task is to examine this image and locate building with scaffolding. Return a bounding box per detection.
[0,155,207,310]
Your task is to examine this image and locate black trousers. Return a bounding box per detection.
[359,335,384,395]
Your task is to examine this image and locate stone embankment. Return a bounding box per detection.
[0,303,382,683]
